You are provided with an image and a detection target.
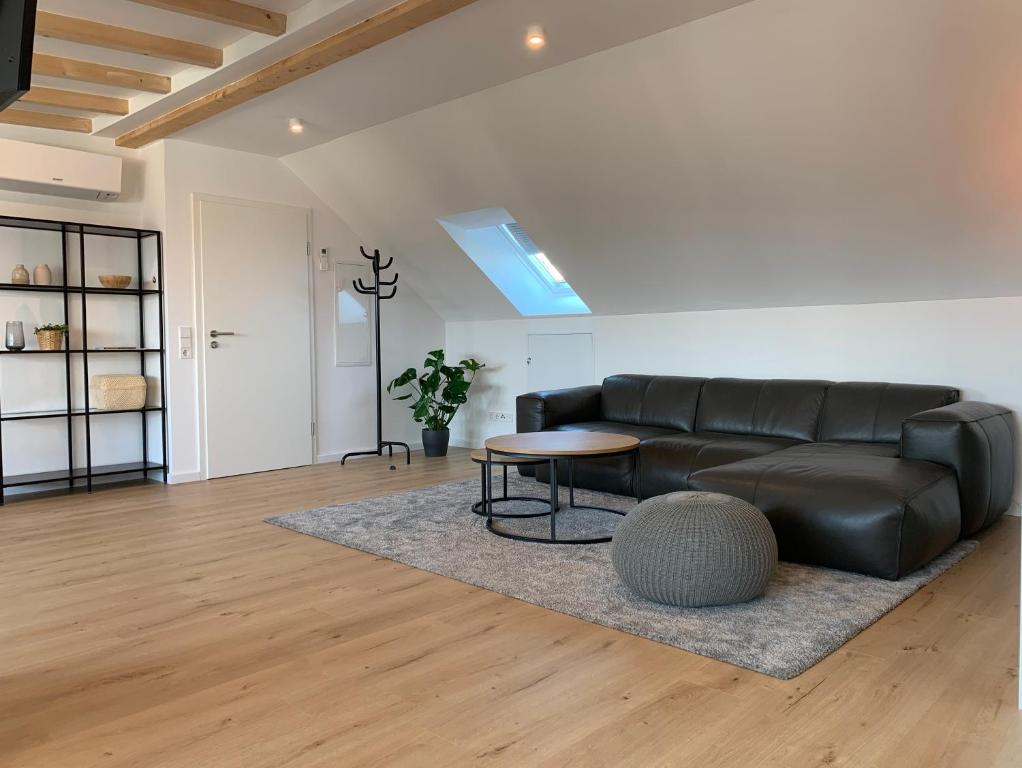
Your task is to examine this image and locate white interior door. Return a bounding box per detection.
[196,197,313,478]
[527,333,596,392]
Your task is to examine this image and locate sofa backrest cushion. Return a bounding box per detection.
[819,382,960,443]
[601,374,705,432]
[640,375,706,431]
[694,378,832,441]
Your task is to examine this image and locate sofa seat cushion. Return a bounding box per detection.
[782,441,901,458]
[528,421,676,496]
[688,450,961,579]
[639,432,799,498]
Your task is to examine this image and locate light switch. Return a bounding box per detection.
[319,247,331,272]
[178,327,193,359]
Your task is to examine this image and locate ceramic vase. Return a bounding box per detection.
[5,321,25,351]
[33,264,52,286]
[11,264,29,285]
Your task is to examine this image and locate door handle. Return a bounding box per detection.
[210,330,235,338]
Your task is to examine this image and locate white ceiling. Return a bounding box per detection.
[173,0,757,156]
[280,0,1022,321]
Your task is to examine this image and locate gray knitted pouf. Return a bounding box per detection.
[611,491,777,607]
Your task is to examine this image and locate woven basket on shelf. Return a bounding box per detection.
[90,374,148,410]
[35,330,64,351]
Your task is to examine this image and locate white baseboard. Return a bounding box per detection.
[168,471,202,484]
[449,436,473,449]
[1006,499,1022,517]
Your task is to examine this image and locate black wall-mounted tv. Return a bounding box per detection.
[0,0,38,112]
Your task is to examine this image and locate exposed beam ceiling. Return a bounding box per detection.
[127,0,287,36]
[33,53,172,94]
[35,11,224,68]
[20,86,129,116]
[0,108,92,134]
[116,0,480,148]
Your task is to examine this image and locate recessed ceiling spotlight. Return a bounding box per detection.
[525,25,546,50]
[288,117,305,135]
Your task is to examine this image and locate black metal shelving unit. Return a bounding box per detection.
[0,214,168,503]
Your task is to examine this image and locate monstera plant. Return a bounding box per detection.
[388,349,484,457]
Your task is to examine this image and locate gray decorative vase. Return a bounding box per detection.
[5,321,25,351]
[422,428,450,457]
[611,491,777,607]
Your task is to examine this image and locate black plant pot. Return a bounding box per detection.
[422,428,450,458]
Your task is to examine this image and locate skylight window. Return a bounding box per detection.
[438,208,590,317]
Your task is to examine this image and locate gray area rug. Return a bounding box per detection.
[266,477,976,679]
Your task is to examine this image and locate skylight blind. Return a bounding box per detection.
[503,222,541,256]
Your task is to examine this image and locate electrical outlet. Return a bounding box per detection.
[488,411,514,423]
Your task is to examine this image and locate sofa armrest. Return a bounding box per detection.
[516,385,602,433]
[901,401,1016,535]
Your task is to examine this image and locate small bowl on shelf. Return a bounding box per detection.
[99,275,132,289]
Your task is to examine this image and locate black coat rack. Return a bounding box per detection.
[341,247,411,466]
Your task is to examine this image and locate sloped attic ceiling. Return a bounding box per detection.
[284,0,1022,322]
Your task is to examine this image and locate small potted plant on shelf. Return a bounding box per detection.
[35,323,68,351]
[387,349,484,457]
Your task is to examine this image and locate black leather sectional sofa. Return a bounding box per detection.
[516,375,1015,579]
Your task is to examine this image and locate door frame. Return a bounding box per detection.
[192,193,317,480]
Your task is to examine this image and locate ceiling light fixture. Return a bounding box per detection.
[288,117,305,135]
[525,25,546,50]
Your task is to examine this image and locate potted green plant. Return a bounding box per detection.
[387,349,484,457]
[34,323,68,351]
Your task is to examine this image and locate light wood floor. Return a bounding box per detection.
[1,449,1019,767]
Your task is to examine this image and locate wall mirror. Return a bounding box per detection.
[335,262,372,366]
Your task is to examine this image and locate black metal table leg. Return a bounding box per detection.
[549,457,558,541]
[568,458,575,507]
[635,450,642,502]
[486,448,493,524]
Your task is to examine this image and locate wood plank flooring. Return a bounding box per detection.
[0,449,1019,767]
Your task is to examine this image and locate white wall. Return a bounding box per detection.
[156,140,443,481]
[0,132,444,484]
[0,128,156,488]
[447,295,1022,512]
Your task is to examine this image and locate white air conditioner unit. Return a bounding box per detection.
[0,138,122,201]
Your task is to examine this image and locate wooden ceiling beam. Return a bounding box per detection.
[33,54,172,95]
[0,108,93,134]
[35,11,223,69]
[21,86,130,116]
[116,0,479,148]
[127,0,287,36]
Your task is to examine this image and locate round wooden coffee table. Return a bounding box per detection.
[482,432,641,544]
